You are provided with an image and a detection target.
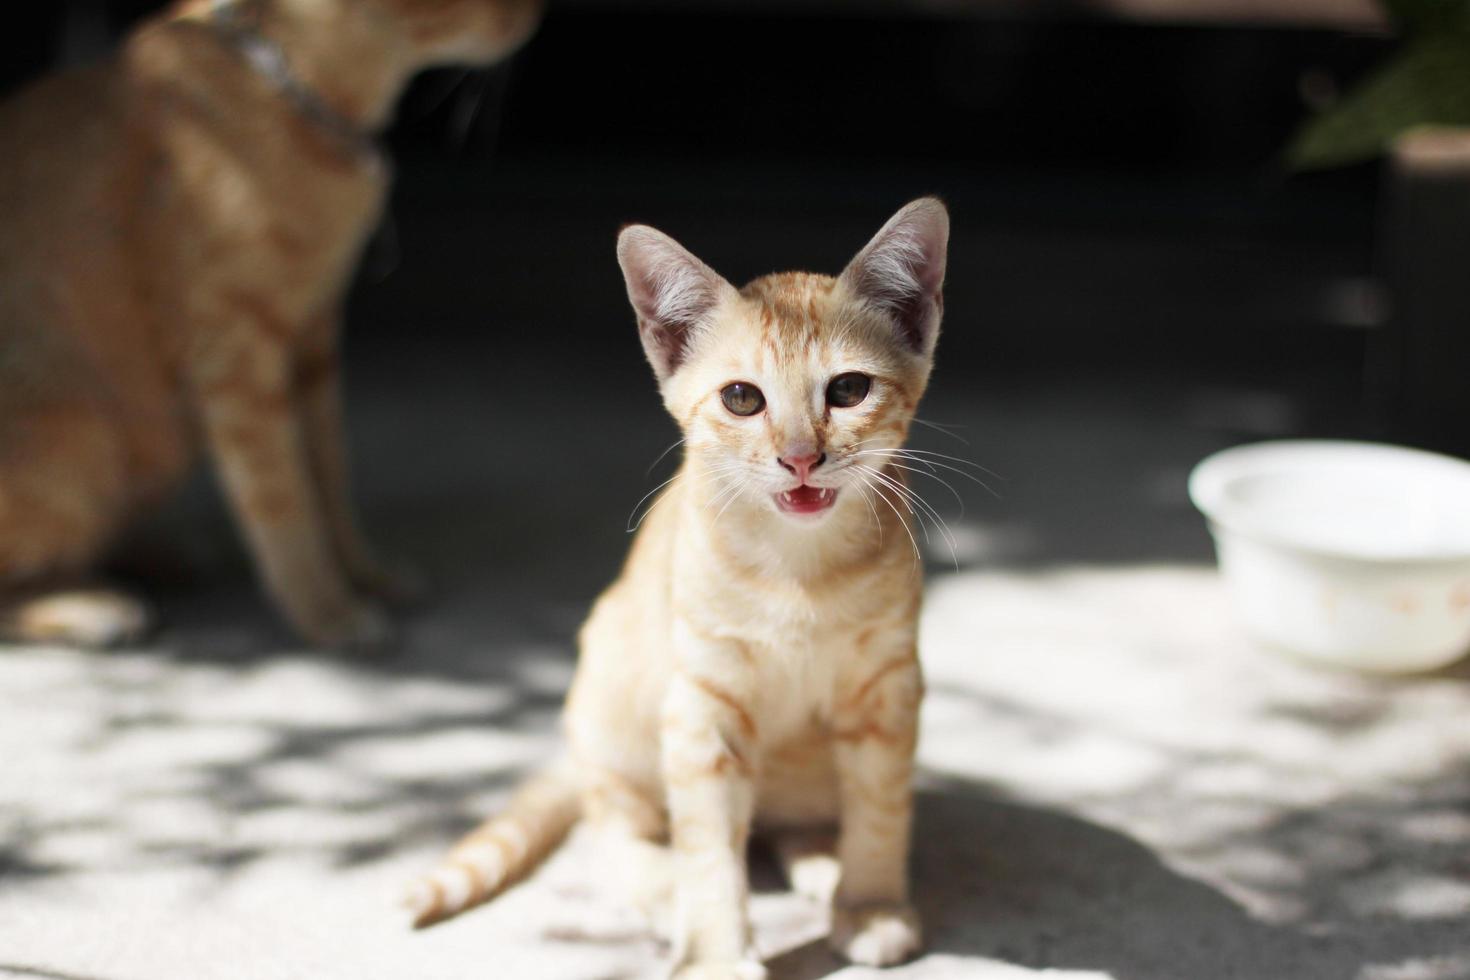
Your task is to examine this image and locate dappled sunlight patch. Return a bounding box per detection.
[1361,955,1470,980]
[329,726,555,781]
[1398,810,1470,845]
[916,562,1470,962]
[0,638,565,894]
[1136,799,1278,854]
[506,646,578,695]
[1194,844,1307,890]
[1171,759,1338,808]
[826,953,1113,979]
[918,563,1470,807]
[1345,871,1470,920]
[923,718,1171,799]
[230,806,409,853]
[27,822,145,871]
[201,658,518,729]
[116,795,233,851]
[251,756,394,807]
[91,722,278,772]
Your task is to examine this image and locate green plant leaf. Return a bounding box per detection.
[1380,0,1470,34]
[1288,33,1470,169]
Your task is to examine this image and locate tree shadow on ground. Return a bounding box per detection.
[766,781,1463,980]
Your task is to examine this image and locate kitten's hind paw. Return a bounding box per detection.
[670,962,767,980]
[829,902,922,967]
[772,830,840,903]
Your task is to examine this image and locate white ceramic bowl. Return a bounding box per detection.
[1189,440,1470,673]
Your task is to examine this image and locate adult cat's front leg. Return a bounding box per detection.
[829,637,924,967]
[661,629,765,980]
[297,311,424,606]
[190,322,390,649]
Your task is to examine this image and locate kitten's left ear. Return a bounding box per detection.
[839,197,949,356]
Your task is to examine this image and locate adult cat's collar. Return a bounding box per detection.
[202,0,381,163]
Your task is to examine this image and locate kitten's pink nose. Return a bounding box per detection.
[778,451,826,483]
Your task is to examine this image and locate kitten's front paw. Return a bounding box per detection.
[829,902,922,967]
[670,962,767,980]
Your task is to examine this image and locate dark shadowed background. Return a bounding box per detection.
[0,0,1419,589]
[3,0,1398,386]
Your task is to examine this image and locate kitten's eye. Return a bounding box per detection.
[826,373,871,408]
[720,382,766,417]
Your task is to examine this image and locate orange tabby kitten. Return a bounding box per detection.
[410,199,949,977]
[0,0,540,647]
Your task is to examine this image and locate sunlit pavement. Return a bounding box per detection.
[2,344,1467,980]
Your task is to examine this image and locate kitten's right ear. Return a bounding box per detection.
[617,225,733,382]
[839,197,949,357]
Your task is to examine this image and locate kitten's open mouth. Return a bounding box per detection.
[775,485,838,517]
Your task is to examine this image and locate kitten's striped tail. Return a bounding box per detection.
[406,761,581,929]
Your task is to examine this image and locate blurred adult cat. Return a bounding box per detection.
[0,0,541,647]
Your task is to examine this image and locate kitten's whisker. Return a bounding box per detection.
[711,482,745,526]
[704,477,743,514]
[863,465,955,555]
[876,461,966,518]
[891,479,961,571]
[902,456,943,475]
[912,417,971,445]
[852,443,1001,478]
[626,473,682,532]
[848,446,941,476]
[856,446,994,473]
[852,450,1002,499]
[885,479,960,572]
[630,460,746,533]
[645,437,686,476]
[449,69,491,148]
[701,465,749,512]
[855,465,934,551]
[887,448,1007,484]
[416,67,473,118]
[696,465,745,485]
[862,472,921,568]
[854,465,919,521]
[858,464,959,568]
[704,472,746,498]
[631,461,739,531]
[848,439,999,487]
[854,481,884,545]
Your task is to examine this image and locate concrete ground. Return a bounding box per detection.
[2,343,1468,980]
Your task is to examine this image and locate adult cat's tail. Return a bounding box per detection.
[406,760,581,928]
